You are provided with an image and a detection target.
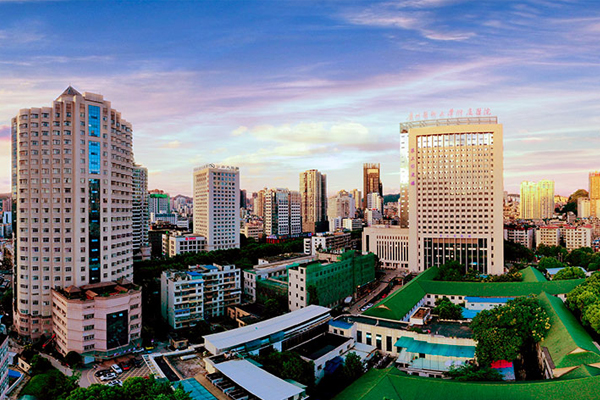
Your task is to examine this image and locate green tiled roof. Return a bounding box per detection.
[364,267,583,321]
[537,291,600,370]
[521,266,547,282]
[335,368,600,400]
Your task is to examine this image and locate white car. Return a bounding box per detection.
[100,372,117,381]
[106,379,123,387]
[111,364,123,374]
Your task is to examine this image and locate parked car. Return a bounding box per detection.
[111,364,123,374]
[133,358,143,368]
[100,372,117,381]
[95,369,112,377]
[120,361,132,371]
[106,379,123,387]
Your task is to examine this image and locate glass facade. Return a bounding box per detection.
[88,105,100,137]
[107,310,129,350]
[88,141,100,174]
[88,179,101,283]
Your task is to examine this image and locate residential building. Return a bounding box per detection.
[366,192,383,213]
[303,232,352,255]
[363,163,382,210]
[288,251,376,311]
[242,221,263,241]
[0,333,8,399]
[364,208,383,226]
[329,216,343,232]
[403,117,504,275]
[343,218,362,231]
[12,87,139,346]
[299,169,327,233]
[590,172,600,218]
[536,226,561,247]
[240,189,247,209]
[52,281,142,357]
[520,180,555,220]
[351,189,362,211]
[161,264,241,329]
[132,164,150,260]
[264,188,301,236]
[362,225,409,269]
[162,232,207,257]
[327,190,356,221]
[562,225,592,251]
[503,225,535,249]
[578,197,591,219]
[243,254,316,302]
[193,164,240,251]
[149,192,170,222]
[253,189,266,218]
[171,194,193,218]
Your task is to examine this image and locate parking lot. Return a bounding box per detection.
[82,356,151,387]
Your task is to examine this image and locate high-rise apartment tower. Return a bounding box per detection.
[132,164,149,257]
[299,169,327,233]
[590,172,600,218]
[264,188,301,236]
[193,164,240,250]
[363,163,383,210]
[519,180,555,220]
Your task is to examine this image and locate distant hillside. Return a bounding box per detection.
[383,194,399,204]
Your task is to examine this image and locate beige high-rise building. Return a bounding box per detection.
[12,87,141,355]
[264,188,301,236]
[350,189,362,211]
[193,164,240,251]
[590,172,600,218]
[327,190,356,221]
[299,169,327,233]
[253,188,266,218]
[363,163,382,209]
[403,117,504,275]
[520,180,555,220]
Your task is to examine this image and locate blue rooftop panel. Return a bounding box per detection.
[465,297,514,303]
[203,265,219,270]
[461,308,480,319]
[394,337,475,358]
[330,320,353,330]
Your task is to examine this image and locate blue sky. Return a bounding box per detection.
[1,0,599,197]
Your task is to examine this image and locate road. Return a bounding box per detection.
[80,360,151,387]
[349,269,406,314]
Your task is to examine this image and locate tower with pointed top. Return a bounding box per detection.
[12,87,141,355]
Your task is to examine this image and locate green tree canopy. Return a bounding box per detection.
[342,352,364,381]
[538,256,566,272]
[470,297,550,366]
[433,297,463,320]
[435,260,465,281]
[445,364,503,381]
[553,266,586,281]
[565,247,594,268]
[536,244,568,259]
[66,376,191,400]
[504,239,535,263]
[565,272,600,334]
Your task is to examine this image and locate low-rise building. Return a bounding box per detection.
[362,225,409,269]
[303,232,352,255]
[504,225,535,249]
[162,232,207,257]
[288,251,376,311]
[536,225,561,247]
[343,218,363,231]
[52,280,142,358]
[242,222,263,241]
[562,225,592,251]
[161,264,241,329]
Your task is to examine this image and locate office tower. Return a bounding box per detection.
[519,180,555,219]
[366,192,383,213]
[264,188,301,236]
[351,189,362,211]
[240,189,247,209]
[590,172,600,217]
[363,163,383,210]
[327,190,356,221]
[149,192,170,218]
[299,169,327,233]
[12,87,141,354]
[193,164,240,250]
[403,116,504,275]
[132,164,149,257]
[399,131,409,227]
[253,189,266,218]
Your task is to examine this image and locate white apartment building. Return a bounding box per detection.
[162,232,207,257]
[264,188,301,236]
[562,225,592,251]
[366,192,383,213]
[329,217,343,232]
[343,218,363,231]
[243,255,316,302]
[304,232,352,255]
[578,198,591,219]
[193,164,240,250]
[503,226,535,249]
[403,117,504,275]
[536,226,561,247]
[12,87,138,343]
[161,264,241,329]
[520,180,555,220]
[362,225,409,269]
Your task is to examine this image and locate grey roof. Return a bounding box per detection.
[204,305,330,353]
[216,359,304,400]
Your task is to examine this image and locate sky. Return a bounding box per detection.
[0,0,599,197]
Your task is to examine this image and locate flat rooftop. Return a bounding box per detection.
[400,116,498,130]
[216,359,304,400]
[293,333,351,360]
[204,305,331,353]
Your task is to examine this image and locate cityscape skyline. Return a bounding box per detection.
[1,1,600,197]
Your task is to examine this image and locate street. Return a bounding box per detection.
[349,269,406,314]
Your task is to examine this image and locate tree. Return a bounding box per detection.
[553,266,586,281]
[433,297,463,320]
[66,376,191,400]
[587,253,600,271]
[536,244,567,260]
[65,351,82,367]
[342,352,364,381]
[470,297,550,366]
[566,248,594,268]
[436,260,465,281]
[445,364,503,381]
[256,350,315,388]
[538,256,566,272]
[565,272,600,334]
[263,298,285,319]
[504,240,534,263]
